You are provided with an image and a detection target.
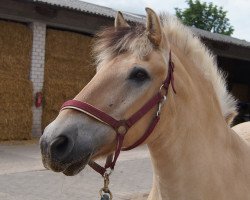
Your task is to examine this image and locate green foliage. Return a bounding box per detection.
[175,0,234,35]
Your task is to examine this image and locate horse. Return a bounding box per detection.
[40,8,250,200]
[233,122,250,143]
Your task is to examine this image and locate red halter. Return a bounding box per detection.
[61,51,176,176]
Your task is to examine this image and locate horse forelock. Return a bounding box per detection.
[92,24,153,66]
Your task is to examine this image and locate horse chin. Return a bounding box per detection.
[42,152,93,176]
[62,161,87,176]
[62,153,92,176]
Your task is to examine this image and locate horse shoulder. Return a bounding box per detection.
[232,122,250,143]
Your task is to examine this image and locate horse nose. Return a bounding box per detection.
[49,135,74,161]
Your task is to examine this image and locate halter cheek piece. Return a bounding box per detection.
[60,51,176,177]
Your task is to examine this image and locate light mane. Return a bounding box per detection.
[160,13,237,124]
[92,13,237,125]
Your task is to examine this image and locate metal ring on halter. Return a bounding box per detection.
[156,95,167,117]
[159,84,168,97]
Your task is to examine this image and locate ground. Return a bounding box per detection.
[0,141,152,200]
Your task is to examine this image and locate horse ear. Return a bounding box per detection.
[145,8,162,47]
[115,11,130,28]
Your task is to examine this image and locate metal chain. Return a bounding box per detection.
[99,173,113,200]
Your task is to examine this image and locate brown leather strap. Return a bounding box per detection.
[163,51,176,93]
[105,154,114,169]
[122,115,160,151]
[61,93,163,176]
[88,160,107,176]
[106,134,125,169]
[61,101,120,129]
[88,154,114,177]
[126,93,162,127]
[86,115,160,176]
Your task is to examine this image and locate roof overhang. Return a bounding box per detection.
[0,0,249,61]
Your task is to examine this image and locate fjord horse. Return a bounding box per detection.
[40,8,250,200]
[233,122,250,143]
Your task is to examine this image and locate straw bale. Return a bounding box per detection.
[42,29,95,129]
[0,75,33,140]
[0,110,32,140]
[45,55,94,81]
[42,79,88,128]
[46,29,92,59]
[0,21,32,140]
[0,20,32,79]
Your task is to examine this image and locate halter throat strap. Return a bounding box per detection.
[60,51,176,176]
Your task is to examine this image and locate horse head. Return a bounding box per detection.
[40,8,175,176]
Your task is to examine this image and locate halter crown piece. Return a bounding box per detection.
[60,51,176,199]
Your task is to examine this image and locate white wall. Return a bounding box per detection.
[30,22,46,137]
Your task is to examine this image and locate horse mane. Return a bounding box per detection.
[92,13,237,125]
[160,13,237,124]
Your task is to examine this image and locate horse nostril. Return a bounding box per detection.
[50,136,74,161]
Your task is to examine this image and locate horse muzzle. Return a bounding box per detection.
[39,112,115,176]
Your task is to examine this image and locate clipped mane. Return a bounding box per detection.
[93,13,237,125]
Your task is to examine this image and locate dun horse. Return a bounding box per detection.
[40,8,250,200]
[233,122,250,143]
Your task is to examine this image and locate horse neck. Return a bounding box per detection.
[147,48,249,200]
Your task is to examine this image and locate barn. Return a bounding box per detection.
[0,0,249,140]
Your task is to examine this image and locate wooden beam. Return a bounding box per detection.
[0,0,113,34]
[202,39,250,62]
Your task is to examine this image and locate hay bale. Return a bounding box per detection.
[0,20,32,79]
[42,79,88,128]
[45,55,94,81]
[46,29,92,59]
[42,29,95,129]
[0,20,33,140]
[0,110,32,140]
[0,75,33,140]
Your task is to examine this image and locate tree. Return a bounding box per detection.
[175,0,234,36]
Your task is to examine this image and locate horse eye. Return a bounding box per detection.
[128,67,150,83]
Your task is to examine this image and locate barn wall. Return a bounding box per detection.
[42,28,95,130]
[0,20,33,140]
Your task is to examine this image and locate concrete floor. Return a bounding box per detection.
[0,142,152,200]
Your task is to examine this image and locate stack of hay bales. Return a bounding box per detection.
[0,20,33,140]
[42,29,95,129]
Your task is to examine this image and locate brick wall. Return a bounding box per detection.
[30,22,46,137]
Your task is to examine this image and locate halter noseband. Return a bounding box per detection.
[60,51,176,177]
